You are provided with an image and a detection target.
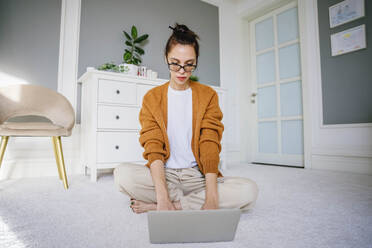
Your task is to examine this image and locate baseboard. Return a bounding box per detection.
[311,154,372,175]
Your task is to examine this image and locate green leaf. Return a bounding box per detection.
[189,75,199,81]
[134,56,142,63]
[125,49,131,54]
[134,34,148,44]
[134,46,144,55]
[98,62,118,71]
[125,40,132,47]
[124,52,131,62]
[123,31,132,40]
[131,25,138,40]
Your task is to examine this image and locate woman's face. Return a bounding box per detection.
[165,43,197,88]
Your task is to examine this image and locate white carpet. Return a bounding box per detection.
[1,163,371,248]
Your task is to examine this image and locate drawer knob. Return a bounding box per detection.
[116,115,120,120]
[115,145,119,150]
[116,89,120,94]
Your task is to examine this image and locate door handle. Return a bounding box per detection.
[251,92,257,103]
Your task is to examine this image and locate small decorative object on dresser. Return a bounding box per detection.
[78,68,228,182]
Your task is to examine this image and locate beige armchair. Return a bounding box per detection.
[0,84,75,189]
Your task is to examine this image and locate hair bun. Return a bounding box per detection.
[165,23,200,65]
[175,25,188,33]
[169,23,189,34]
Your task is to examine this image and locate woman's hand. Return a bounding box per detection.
[201,172,219,210]
[157,198,177,211]
[149,160,177,211]
[201,198,219,210]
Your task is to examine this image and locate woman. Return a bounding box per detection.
[113,23,258,214]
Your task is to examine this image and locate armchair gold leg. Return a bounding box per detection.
[0,136,9,169]
[53,136,69,189]
[52,137,62,180]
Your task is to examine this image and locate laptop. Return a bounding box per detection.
[147,208,241,244]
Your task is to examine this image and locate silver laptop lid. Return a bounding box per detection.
[147,208,241,244]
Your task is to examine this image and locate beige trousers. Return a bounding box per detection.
[113,162,259,213]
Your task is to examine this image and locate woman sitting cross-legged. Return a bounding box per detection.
[113,23,259,214]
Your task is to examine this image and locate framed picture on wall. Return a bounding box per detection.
[329,0,365,28]
[331,24,366,56]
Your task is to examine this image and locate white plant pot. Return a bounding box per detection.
[119,63,138,76]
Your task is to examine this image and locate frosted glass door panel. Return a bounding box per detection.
[279,43,301,79]
[280,81,303,116]
[281,120,303,154]
[257,51,276,84]
[252,2,304,167]
[255,17,274,51]
[277,7,299,44]
[258,86,276,118]
[258,121,278,153]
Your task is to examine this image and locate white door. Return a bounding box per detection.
[250,1,304,167]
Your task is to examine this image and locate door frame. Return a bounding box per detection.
[250,1,304,166]
[58,0,82,116]
[244,0,313,169]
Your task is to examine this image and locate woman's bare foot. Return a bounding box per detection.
[130,199,156,214]
[130,199,182,214]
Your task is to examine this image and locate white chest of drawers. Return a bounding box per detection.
[78,69,227,182]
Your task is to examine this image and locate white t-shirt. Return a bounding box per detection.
[165,84,198,169]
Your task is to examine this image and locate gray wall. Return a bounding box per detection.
[317,0,372,124]
[78,0,220,85]
[0,0,61,91]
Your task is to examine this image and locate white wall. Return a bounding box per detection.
[215,0,242,164]
[300,0,372,175]
[202,0,253,165]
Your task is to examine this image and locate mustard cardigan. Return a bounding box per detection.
[138,80,224,178]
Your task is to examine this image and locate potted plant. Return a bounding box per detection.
[97,62,119,72]
[189,75,199,81]
[120,25,149,76]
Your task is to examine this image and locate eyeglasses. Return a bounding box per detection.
[167,62,197,72]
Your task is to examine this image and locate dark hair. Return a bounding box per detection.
[164,23,200,64]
